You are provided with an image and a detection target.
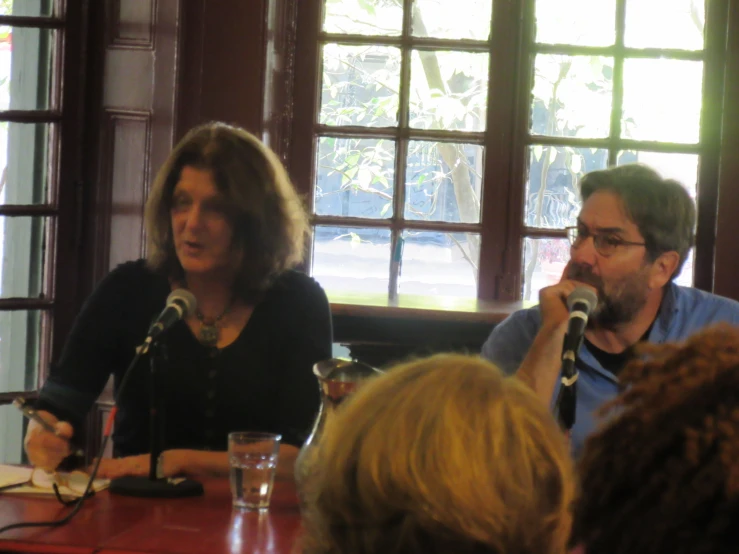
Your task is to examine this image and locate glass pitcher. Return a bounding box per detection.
[294,358,383,506]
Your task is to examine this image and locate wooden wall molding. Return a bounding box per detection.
[108,0,156,50]
[101,110,152,270]
[176,0,268,139]
[262,0,300,163]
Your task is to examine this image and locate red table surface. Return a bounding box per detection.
[0,477,303,554]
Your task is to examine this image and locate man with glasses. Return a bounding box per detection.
[482,164,739,456]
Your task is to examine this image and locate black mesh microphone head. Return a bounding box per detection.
[566,287,598,314]
[166,289,197,318]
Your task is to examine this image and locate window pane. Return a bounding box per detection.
[617,151,699,199]
[315,137,395,219]
[0,216,48,298]
[621,59,703,143]
[409,50,489,132]
[535,0,616,47]
[0,27,56,110]
[0,123,53,205]
[412,0,493,41]
[0,404,24,463]
[531,55,613,139]
[0,0,52,16]
[625,0,705,50]
[405,141,482,223]
[525,145,608,229]
[320,44,401,128]
[522,237,569,301]
[323,0,403,36]
[312,226,391,293]
[0,309,45,464]
[398,231,479,298]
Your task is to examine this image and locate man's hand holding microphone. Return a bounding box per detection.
[516,267,599,415]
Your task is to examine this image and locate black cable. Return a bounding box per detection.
[0,436,109,534]
[0,341,149,535]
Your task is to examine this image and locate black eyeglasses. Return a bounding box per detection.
[566,226,646,257]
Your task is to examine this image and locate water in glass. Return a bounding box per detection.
[230,452,278,510]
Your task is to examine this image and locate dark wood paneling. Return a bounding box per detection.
[103,49,154,108]
[175,0,204,139]
[480,0,527,301]
[176,0,268,139]
[262,0,300,163]
[91,0,179,281]
[287,0,321,199]
[104,111,151,268]
[150,0,180,195]
[714,1,739,300]
[110,0,155,48]
[48,0,92,375]
[83,0,181,457]
[694,0,730,293]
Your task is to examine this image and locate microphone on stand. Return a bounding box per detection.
[139,289,197,354]
[109,289,204,499]
[553,287,598,431]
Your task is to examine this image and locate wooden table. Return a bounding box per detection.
[0,478,302,554]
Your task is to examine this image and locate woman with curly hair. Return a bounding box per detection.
[573,323,739,554]
[303,354,575,554]
[25,123,331,480]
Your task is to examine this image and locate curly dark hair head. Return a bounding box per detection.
[572,324,739,554]
[144,122,308,302]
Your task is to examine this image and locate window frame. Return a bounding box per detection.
[511,0,729,297]
[286,0,736,303]
[0,0,88,391]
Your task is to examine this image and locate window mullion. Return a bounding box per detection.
[388,0,414,298]
[608,0,627,166]
[477,0,530,301]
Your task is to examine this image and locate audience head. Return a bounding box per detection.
[145,122,307,301]
[304,354,574,554]
[573,324,739,554]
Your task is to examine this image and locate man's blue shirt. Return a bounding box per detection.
[481,284,739,457]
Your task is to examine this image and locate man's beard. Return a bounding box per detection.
[566,262,651,330]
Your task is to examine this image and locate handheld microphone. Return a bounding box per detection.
[562,287,598,371]
[554,286,598,430]
[147,289,197,341]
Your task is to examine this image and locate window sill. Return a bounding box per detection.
[328,290,531,324]
[327,291,532,367]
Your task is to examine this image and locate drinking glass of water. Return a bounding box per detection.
[228,431,281,510]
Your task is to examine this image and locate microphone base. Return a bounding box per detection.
[109,475,204,498]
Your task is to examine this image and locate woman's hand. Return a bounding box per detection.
[94,450,185,479]
[23,410,74,472]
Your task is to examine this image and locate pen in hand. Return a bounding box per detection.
[13,398,85,458]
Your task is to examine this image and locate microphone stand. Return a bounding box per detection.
[109,338,203,498]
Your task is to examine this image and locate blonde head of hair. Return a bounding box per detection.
[303,354,574,554]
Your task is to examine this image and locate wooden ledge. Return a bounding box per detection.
[328,291,533,325]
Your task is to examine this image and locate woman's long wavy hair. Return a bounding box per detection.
[303,354,574,554]
[144,122,308,302]
[573,324,739,554]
